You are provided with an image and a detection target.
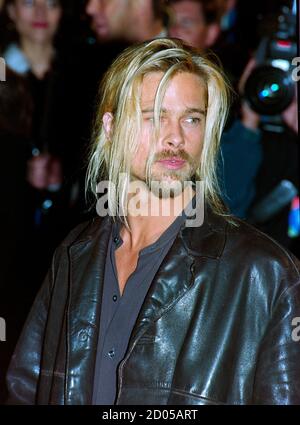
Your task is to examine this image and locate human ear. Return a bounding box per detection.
[205,24,221,48]
[102,112,114,139]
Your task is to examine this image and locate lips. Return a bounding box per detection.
[158,158,186,170]
[93,20,109,35]
[32,22,49,28]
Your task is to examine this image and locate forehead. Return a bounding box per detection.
[106,0,129,12]
[172,0,204,20]
[140,71,207,108]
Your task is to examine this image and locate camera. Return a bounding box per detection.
[244,0,297,120]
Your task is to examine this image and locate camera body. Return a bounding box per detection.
[244,1,297,127]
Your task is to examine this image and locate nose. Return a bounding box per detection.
[86,0,102,17]
[34,1,47,19]
[163,119,185,149]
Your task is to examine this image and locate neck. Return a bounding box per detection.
[120,184,195,251]
[20,37,54,79]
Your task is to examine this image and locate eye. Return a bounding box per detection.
[180,19,194,29]
[143,115,154,124]
[46,0,60,8]
[22,0,34,6]
[21,0,60,7]
[143,115,167,124]
[185,116,201,125]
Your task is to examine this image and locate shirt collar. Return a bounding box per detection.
[111,195,197,255]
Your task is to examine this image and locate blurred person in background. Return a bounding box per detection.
[85,0,168,43]
[3,0,62,79]
[0,0,73,307]
[2,0,64,183]
[168,0,223,52]
[168,0,258,82]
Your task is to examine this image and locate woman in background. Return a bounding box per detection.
[2,0,64,186]
[3,0,62,79]
[1,0,71,317]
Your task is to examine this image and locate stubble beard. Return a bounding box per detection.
[143,150,198,199]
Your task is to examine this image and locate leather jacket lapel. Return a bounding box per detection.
[127,206,227,349]
[128,235,196,346]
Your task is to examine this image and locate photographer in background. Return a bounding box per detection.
[244,84,299,251]
[242,0,299,253]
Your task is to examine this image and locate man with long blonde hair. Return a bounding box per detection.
[7,38,300,405]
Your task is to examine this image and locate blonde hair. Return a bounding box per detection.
[86,38,232,222]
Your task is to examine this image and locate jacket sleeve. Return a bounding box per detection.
[5,247,60,405]
[253,281,300,404]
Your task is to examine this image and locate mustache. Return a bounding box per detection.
[153,150,193,162]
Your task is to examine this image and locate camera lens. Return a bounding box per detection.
[244,65,295,115]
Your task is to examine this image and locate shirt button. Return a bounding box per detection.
[108,349,115,358]
[112,295,118,302]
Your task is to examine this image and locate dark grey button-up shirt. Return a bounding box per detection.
[92,211,187,405]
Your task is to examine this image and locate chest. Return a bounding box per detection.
[114,246,139,296]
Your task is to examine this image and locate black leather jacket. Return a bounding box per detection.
[6,207,300,404]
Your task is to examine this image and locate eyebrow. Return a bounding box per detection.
[141,107,206,116]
